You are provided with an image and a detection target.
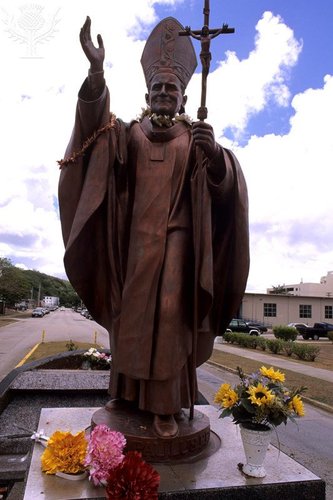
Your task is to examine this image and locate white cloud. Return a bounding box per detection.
[238,75,333,291]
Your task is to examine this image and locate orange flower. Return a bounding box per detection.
[41,430,87,474]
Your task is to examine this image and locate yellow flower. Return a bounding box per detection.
[260,366,285,383]
[214,383,232,406]
[221,388,239,408]
[289,395,305,417]
[41,430,88,474]
[214,383,239,409]
[248,383,275,406]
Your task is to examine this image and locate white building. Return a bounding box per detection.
[43,296,59,307]
[266,271,333,298]
[241,292,333,328]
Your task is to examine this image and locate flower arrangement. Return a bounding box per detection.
[137,107,193,128]
[38,424,160,499]
[214,365,306,429]
[82,347,112,370]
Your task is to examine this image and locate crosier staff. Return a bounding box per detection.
[179,0,234,420]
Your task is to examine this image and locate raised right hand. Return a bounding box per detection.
[80,16,105,72]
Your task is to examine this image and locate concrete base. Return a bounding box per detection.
[23,405,325,500]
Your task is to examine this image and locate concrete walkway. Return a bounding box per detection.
[213,341,333,383]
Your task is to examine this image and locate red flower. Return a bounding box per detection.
[105,451,160,500]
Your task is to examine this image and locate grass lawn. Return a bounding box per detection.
[24,340,105,363]
[0,310,31,327]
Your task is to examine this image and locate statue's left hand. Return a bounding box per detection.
[192,121,218,160]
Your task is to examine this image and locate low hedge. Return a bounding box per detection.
[221,332,320,361]
[273,325,298,341]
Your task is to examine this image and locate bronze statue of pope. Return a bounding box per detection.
[59,16,249,439]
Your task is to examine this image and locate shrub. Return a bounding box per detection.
[256,337,267,351]
[219,330,320,362]
[223,332,235,343]
[222,332,260,348]
[66,339,78,351]
[266,338,284,354]
[282,341,294,357]
[247,335,260,349]
[328,331,333,343]
[273,325,298,341]
[292,343,320,361]
[237,334,252,348]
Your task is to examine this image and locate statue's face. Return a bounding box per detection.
[146,73,187,117]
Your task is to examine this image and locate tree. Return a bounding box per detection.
[0,263,31,306]
[271,284,288,295]
[0,258,80,307]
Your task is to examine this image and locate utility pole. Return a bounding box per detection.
[37,283,41,306]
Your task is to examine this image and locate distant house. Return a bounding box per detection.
[266,271,333,298]
[241,292,333,328]
[43,296,59,308]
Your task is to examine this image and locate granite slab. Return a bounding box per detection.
[23,405,325,500]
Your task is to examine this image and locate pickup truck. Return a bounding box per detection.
[297,322,333,340]
[226,318,261,336]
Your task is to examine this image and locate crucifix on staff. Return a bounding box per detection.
[180,0,235,420]
[59,0,249,457]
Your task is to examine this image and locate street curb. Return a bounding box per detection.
[15,343,40,367]
[206,360,333,415]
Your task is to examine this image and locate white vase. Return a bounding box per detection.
[240,424,273,478]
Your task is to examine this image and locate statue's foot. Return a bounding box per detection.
[153,414,178,438]
[105,398,137,412]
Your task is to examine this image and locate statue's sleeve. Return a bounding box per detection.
[59,81,112,247]
[58,81,120,331]
[210,148,249,335]
[205,144,234,203]
[75,71,108,141]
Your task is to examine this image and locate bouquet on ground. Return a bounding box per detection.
[214,365,306,429]
[39,424,160,499]
[82,347,112,370]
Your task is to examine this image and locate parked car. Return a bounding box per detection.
[16,304,27,311]
[31,307,45,318]
[246,321,268,333]
[287,323,309,333]
[80,309,93,319]
[297,322,333,340]
[226,318,261,336]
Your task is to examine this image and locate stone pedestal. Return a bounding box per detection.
[91,400,213,462]
[23,406,325,500]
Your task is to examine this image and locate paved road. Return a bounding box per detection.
[0,308,109,382]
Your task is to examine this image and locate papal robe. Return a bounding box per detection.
[58,78,249,415]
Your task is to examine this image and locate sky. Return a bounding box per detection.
[0,0,333,293]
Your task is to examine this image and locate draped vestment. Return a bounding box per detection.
[59,82,249,414]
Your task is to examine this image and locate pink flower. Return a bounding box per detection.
[85,425,126,486]
[105,451,160,499]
